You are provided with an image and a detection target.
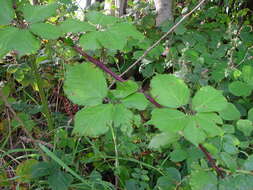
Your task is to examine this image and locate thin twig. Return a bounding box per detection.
[0,89,48,161]
[108,0,207,88]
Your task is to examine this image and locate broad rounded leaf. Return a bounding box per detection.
[112,80,138,99]
[48,171,73,190]
[248,108,253,122]
[0,27,40,57]
[79,32,102,50]
[183,116,207,146]
[0,0,15,25]
[195,113,224,137]
[242,65,253,86]
[148,132,179,149]
[148,108,187,133]
[86,11,119,26]
[150,74,190,108]
[16,159,38,183]
[190,170,218,190]
[192,86,227,112]
[170,149,188,162]
[73,104,113,136]
[122,93,149,110]
[236,119,253,136]
[60,18,96,34]
[112,104,133,132]
[108,22,144,41]
[218,103,241,121]
[98,30,127,50]
[21,3,58,23]
[64,63,108,106]
[229,81,252,97]
[243,155,253,171]
[30,23,62,40]
[220,152,237,171]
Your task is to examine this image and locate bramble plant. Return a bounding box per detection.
[1,0,253,190]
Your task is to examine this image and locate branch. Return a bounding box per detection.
[72,45,126,82]
[199,144,224,178]
[138,88,224,178]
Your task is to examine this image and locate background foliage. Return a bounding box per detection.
[1,0,253,189]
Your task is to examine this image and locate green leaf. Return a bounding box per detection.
[148,132,180,149]
[242,65,253,86]
[86,11,119,26]
[150,74,190,108]
[218,103,241,121]
[73,104,113,137]
[31,162,55,178]
[195,113,224,137]
[219,174,253,190]
[220,152,237,171]
[79,31,102,50]
[64,63,108,106]
[48,171,73,190]
[122,93,149,110]
[30,23,62,40]
[60,18,96,34]
[243,155,253,171]
[16,159,38,183]
[155,167,181,190]
[236,119,253,136]
[112,80,138,99]
[21,3,58,23]
[192,86,227,112]
[11,113,35,131]
[148,108,187,133]
[0,0,15,25]
[223,124,235,134]
[170,149,188,162]
[0,27,40,57]
[190,170,218,190]
[39,144,86,183]
[248,108,253,122]
[183,116,207,146]
[108,22,144,40]
[98,30,127,50]
[228,81,252,97]
[112,104,133,134]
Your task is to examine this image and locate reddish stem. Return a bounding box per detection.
[71,44,223,178]
[198,144,224,178]
[139,89,163,108]
[72,45,126,82]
